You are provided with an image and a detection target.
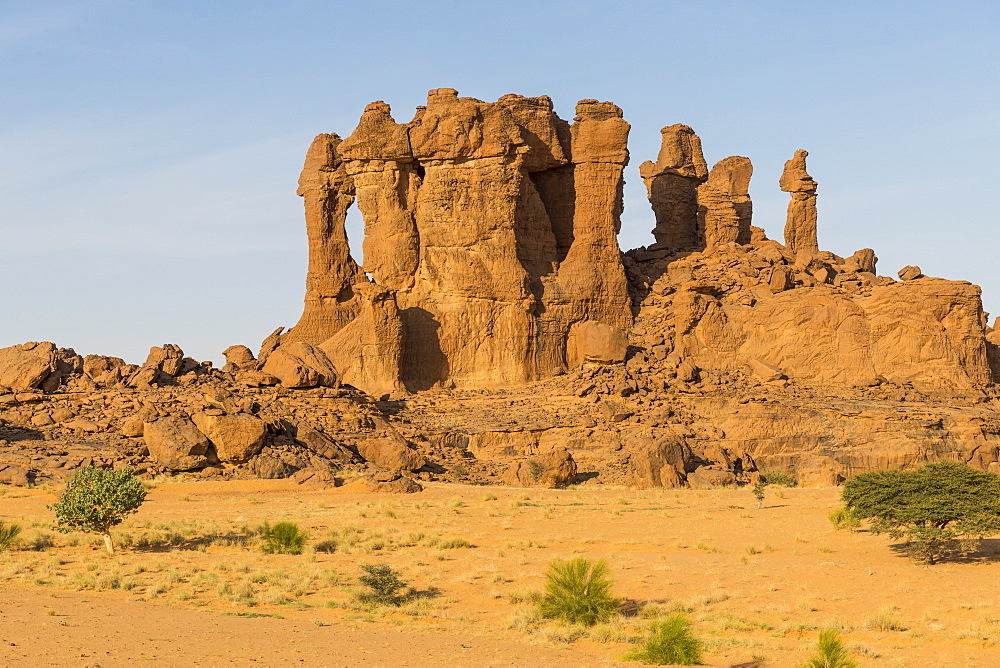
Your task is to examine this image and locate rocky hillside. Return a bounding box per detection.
[4,88,1000,490]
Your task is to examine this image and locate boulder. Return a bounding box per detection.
[0,342,58,392]
[261,342,339,388]
[898,265,923,281]
[502,449,577,488]
[191,412,267,463]
[293,425,359,465]
[142,417,214,470]
[221,345,256,372]
[626,435,694,489]
[355,432,425,471]
[567,321,628,367]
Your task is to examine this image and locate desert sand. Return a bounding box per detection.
[4,479,1000,666]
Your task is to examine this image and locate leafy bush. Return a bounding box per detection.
[802,628,857,668]
[752,482,766,509]
[843,460,1000,564]
[0,520,22,551]
[623,613,703,665]
[828,507,861,531]
[259,521,308,555]
[537,557,618,626]
[357,563,409,606]
[49,465,146,555]
[760,470,797,487]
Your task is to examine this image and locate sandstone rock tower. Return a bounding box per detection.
[639,124,709,251]
[284,89,632,391]
[780,149,819,254]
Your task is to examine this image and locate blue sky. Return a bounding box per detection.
[2,0,999,363]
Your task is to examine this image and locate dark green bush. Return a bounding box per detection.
[357,563,409,606]
[623,613,703,665]
[537,557,618,626]
[259,521,308,555]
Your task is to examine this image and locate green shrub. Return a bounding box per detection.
[828,507,861,531]
[357,563,409,606]
[623,613,703,665]
[760,470,797,487]
[0,520,22,551]
[49,465,146,555]
[802,628,857,668]
[537,557,618,626]
[752,482,766,509]
[259,521,308,555]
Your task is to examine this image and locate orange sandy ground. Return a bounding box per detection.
[3,480,1000,667]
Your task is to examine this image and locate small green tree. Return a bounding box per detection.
[624,613,704,665]
[802,628,857,668]
[357,563,410,606]
[537,557,618,626]
[50,465,146,555]
[752,482,766,509]
[843,460,1000,564]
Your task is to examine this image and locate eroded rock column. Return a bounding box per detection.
[639,124,708,251]
[284,134,366,344]
[780,149,819,254]
[696,156,753,247]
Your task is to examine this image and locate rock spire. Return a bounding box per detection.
[779,149,819,254]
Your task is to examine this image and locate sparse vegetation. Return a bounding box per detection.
[49,465,146,555]
[752,482,766,509]
[356,563,410,606]
[843,460,1000,564]
[259,522,308,555]
[828,507,861,531]
[623,613,704,665]
[760,470,797,487]
[0,520,22,550]
[802,628,857,668]
[537,557,618,626]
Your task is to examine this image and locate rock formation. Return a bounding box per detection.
[780,149,819,254]
[697,156,753,247]
[3,89,1000,491]
[282,89,632,390]
[639,124,708,251]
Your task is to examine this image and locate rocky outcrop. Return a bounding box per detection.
[284,89,631,390]
[5,89,1000,491]
[780,149,819,254]
[697,156,753,247]
[640,124,708,251]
